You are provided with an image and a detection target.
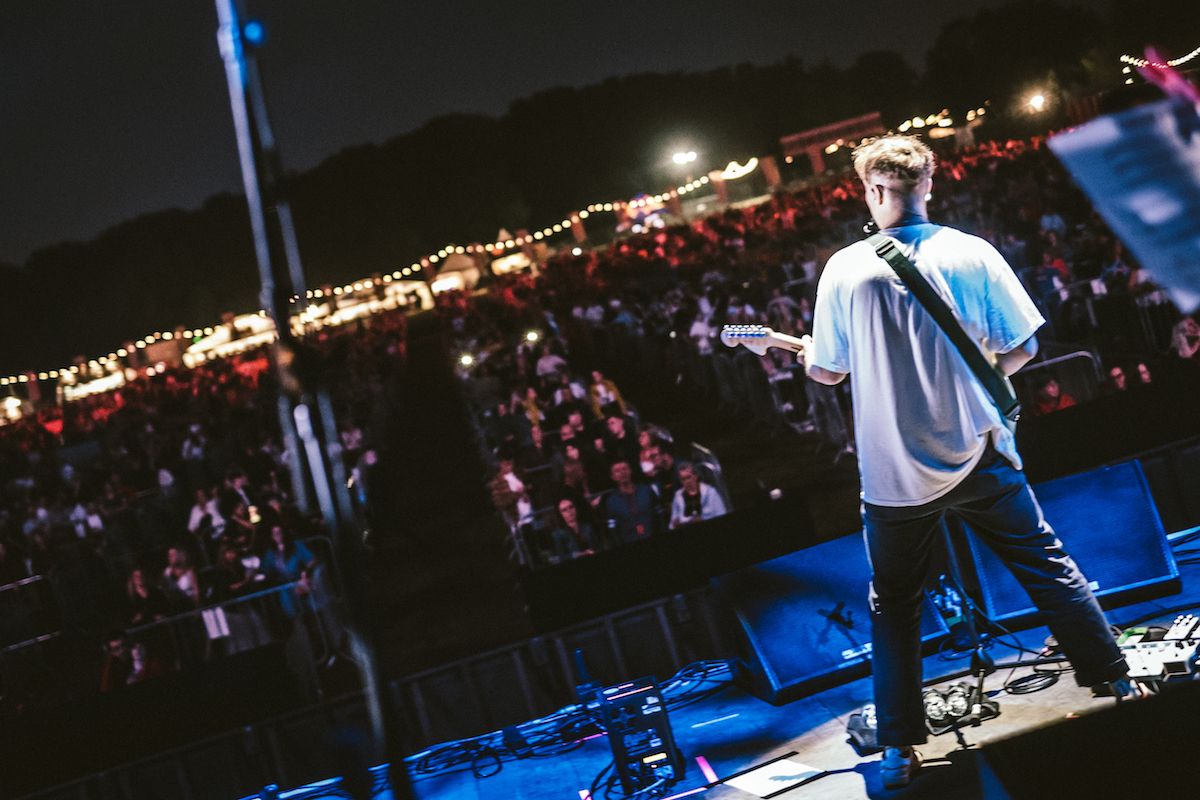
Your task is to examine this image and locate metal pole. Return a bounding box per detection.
[212,3,412,796]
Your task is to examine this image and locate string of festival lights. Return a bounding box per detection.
[1,165,751,395]
[1120,45,1200,69]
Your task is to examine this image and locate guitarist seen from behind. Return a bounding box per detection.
[798,134,1142,790]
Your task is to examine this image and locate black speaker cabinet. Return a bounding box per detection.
[980,680,1200,799]
[714,532,948,705]
[967,460,1180,628]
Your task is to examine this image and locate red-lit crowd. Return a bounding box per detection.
[469,137,1200,445]
[0,309,407,699]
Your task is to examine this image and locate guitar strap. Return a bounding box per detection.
[866,232,1021,423]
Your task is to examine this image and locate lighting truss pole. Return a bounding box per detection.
[213,3,413,797]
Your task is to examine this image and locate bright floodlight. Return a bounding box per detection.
[1029,94,1046,110]
[571,247,582,256]
[672,151,697,164]
[526,331,540,342]
[460,354,473,366]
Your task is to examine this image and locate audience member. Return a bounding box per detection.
[1105,365,1127,394]
[589,370,626,418]
[126,567,170,626]
[601,461,659,544]
[1029,376,1076,417]
[550,498,600,562]
[162,546,200,611]
[669,462,728,528]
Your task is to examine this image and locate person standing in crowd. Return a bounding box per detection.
[162,546,200,611]
[551,497,600,562]
[603,415,640,466]
[535,343,568,382]
[589,370,626,418]
[1169,316,1200,375]
[260,525,318,617]
[602,461,658,544]
[127,566,170,625]
[800,134,1140,790]
[1105,364,1127,394]
[669,462,727,528]
[1029,376,1076,416]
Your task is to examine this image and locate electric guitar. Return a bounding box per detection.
[722,324,1019,433]
[720,324,807,358]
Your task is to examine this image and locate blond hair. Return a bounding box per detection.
[852,135,936,192]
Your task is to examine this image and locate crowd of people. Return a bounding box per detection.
[440,136,1200,572]
[452,137,1199,472]
[453,317,730,567]
[0,307,408,704]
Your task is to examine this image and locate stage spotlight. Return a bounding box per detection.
[526,331,539,342]
[460,354,474,366]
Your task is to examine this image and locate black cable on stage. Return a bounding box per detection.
[402,659,734,782]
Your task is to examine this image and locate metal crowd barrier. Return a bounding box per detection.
[1011,351,1103,408]
[0,575,59,649]
[124,582,295,667]
[18,586,736,800]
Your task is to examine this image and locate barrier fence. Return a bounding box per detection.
[17,586,737,800]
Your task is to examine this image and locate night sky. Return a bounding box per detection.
[0,0,1114,267]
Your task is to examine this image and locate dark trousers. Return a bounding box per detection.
[863,445,1128,745]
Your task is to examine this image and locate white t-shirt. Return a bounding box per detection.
[809,223,1043,507]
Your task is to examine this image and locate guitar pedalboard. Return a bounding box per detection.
[1119,615,1200,685]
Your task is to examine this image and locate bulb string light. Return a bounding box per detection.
[1120,46,1200,69]
[3,157,764,392]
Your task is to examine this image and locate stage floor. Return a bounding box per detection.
[269,557,1200,800]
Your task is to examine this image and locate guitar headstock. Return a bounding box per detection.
[720,324,776,356]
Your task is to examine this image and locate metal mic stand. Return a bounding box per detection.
[937,516,995,732]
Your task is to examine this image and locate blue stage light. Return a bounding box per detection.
[243,20,266,45]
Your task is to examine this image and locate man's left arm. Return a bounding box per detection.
[980,244,1045,371]
[996,335,1039,376]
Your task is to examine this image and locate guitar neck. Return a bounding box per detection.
[720,324,808,357]
[764,331,805,353]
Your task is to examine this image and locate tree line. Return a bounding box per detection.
[1,0,1190,374]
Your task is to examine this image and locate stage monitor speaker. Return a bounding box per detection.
[979,680,1200,799]
[966,460,1180,628]
[714,533,948,706]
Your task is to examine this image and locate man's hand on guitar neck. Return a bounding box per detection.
[797,335,849,386]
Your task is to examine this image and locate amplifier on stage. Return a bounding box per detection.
[600,677,685,793]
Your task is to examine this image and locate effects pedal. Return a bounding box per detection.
[1163,614,1199,641]
[600,677,685,793]
[1121,640,1199,680]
